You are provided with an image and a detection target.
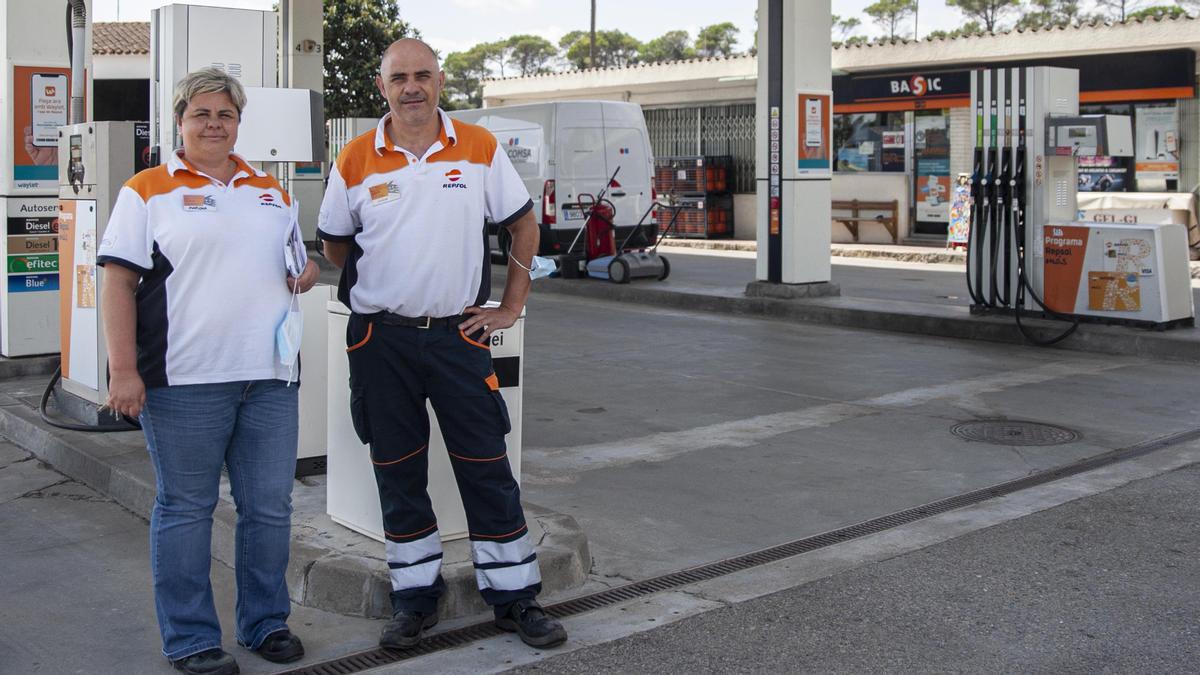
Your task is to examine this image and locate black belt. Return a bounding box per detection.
[361,311,470,329]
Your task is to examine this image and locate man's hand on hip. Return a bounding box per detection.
[459,304,518,341]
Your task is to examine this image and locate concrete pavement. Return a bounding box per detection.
[506,453,1200,674]
[0,441,382,675]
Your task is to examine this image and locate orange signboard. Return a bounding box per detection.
[1042,225,1090,313]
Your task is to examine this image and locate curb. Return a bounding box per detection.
[662,238,1200,275]
[660,239,967,265]
[0,355,60,380]
[0,393,590,621]
[831,247,965,265]
[531,279,1200,363]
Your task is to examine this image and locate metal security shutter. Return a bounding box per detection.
[645,103,756,193]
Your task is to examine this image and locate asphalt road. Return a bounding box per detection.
[512,461,1200,674]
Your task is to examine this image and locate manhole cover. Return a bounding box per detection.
[951,420,1079,446]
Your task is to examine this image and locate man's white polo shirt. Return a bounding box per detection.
[317,109,533,317]
[97,151,295,388]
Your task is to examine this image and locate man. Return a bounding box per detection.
[317,39,566,650]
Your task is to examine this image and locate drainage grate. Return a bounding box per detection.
[951,420,1079,446]
[279,426,1200,675]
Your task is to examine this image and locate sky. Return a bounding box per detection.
[94,0,967,56]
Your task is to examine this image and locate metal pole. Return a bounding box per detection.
[767,0,782,283]
[589,0,596,68]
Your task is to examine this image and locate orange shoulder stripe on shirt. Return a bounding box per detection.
[336,130,410,188]
[435,121,497,166]
[236,173,293,206]
[125,165,209,202]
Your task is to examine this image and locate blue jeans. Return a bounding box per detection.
[140,379,298,661]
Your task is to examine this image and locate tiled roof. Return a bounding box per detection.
[833,12,1196,51]
[93,21,149,55]
[486,53,755,82]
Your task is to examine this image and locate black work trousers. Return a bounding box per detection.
[345,312,541,616]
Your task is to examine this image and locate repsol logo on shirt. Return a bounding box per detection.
[442,169,467,189]
[258,192,283,209]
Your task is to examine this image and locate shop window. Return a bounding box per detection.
[833,112,905,173]
[1079,101,1177,193]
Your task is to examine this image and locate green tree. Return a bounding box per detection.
[843,35,871,45]
[323,0,421,119]
[832,14,863,40]
[561,29,641,69]
[640,30,695,63]
[1016,0,1092,28]
[945,0,1021,32]
[695,22,739,57]
[865,0,917,39]
[442,46,488,110]
[1125,3,1189,18]
[474,40,509,79]
[505,35,558,76]
[924,20,985,38]
[1095,0,1142,20]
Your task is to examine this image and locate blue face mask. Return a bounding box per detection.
[528,255,558,280]
[511,253,557,280]
[276,284,303,384]
[276,199,306,385]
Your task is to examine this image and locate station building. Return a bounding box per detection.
[483,16,1199,243]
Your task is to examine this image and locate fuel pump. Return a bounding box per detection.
[51,122,143,427]
[965,67,1192,342]
[0,0,92,357]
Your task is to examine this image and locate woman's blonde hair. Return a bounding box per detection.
[172,67,247,121]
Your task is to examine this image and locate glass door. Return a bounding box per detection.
[912,110,951,236]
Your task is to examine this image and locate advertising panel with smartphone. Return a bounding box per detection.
[1134,106,1179,182]
[31,73,68,147]
[11,65,72,191]
[796,91,831,177]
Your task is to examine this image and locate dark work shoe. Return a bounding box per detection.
[171,648,240,675]
[252,629,305,664]
[494,599,567,648]
[380,610,438,649]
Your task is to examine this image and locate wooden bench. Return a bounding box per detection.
[831,199,899,244]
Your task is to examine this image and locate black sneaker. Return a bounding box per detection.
[252,629,305,664]
[171,648,240,675]
[380,610,438,649]
[494,599,567,648]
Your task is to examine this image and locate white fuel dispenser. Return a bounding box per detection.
[0,0,93,356]
[965,67,1193,336]
[1036,116,1191,325]
[55,122,140,421]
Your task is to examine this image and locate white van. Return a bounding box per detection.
[448,101,656,257]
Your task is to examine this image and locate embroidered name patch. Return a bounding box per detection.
[182,195,217,212]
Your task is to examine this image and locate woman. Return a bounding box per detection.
[99,67,320,675]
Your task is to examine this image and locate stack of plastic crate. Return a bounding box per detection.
[653,156,734,239]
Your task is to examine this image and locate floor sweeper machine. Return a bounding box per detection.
[558,167,683,283]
